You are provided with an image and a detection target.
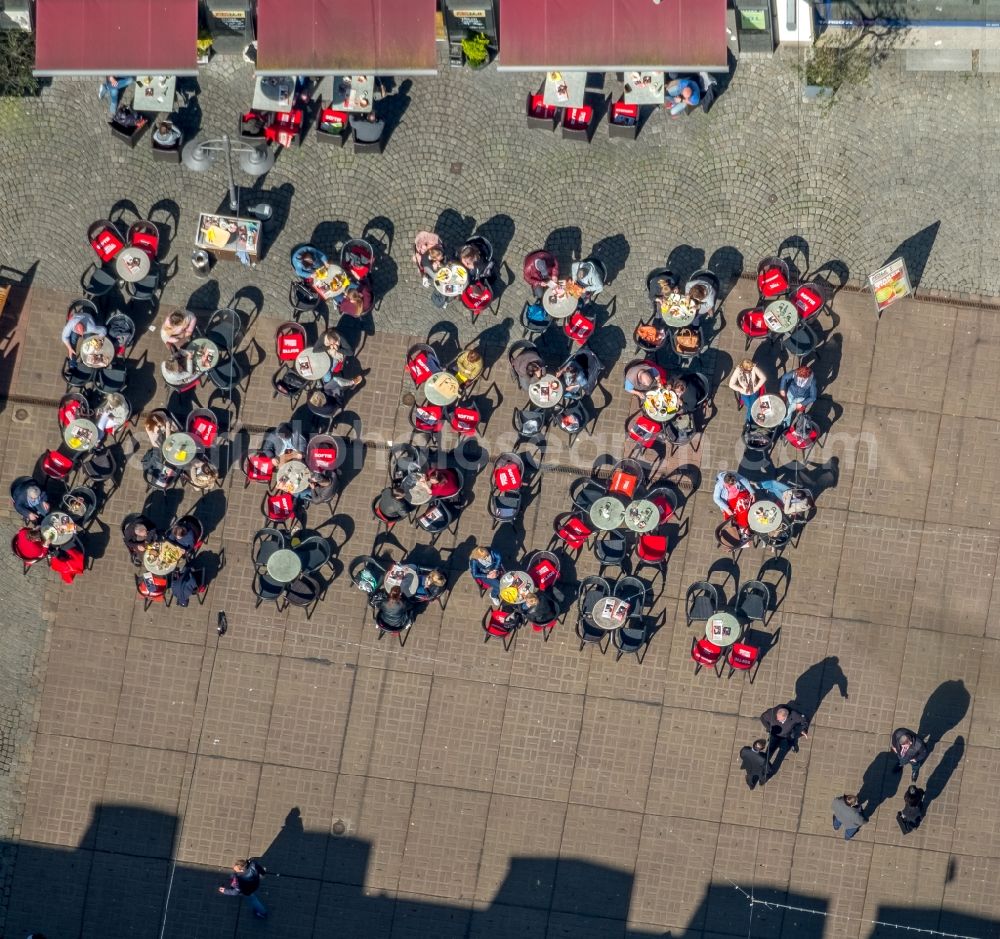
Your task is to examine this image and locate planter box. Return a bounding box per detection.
[525,93,558,130]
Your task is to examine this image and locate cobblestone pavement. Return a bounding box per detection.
[0,42,998,939]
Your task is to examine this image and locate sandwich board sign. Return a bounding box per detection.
[868,258,911,318]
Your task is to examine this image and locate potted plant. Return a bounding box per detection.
[461,32,490,70]
[196,33,213,65]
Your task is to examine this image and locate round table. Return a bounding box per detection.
[295,348,331,381]
[542,284,578,320]
[706,612,742,648]
[188,337,219,374]
[657,295,698,328]
[642,388,680,423]
[499,570,535,604]
[384,563,420,598]
[115,247,152,283]
[424,371,461,406]
[590,497,626,531]
[402,473,433,505]
[143,543,182,576]
[267,548,303,584]
[274,459,310,495]
[162,432,197,467]
[63,417,100,453]
[764,300,799,334]
[434,264,469,297]
[750,394,787,429]
[624,499,659,533]
[40,511,76,546]
[747,499,783,534]
[78,334,115,369]
[588,596,632,631]
[312,263,351,299]
[528,375,563,409]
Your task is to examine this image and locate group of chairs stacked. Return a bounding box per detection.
[350,555,448,645]
[406,340,486,443]
[85,217,164,305]
[9,475,97,575]
[251,528,334,621]
[289,234,382,326]
[634,267,721,369]
[127,512,210,609]
[552,460,681,581]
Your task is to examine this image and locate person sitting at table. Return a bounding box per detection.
[376,586,412,630]
[459,243,487,280]
[62,307,106,361]
[469,546,504,602]
[300,469,338,504]
[686,277,717,319]
[141,447,178,489]
[15,526,49,562]
[168,521,198,553]
[152,120,182,148]
[648,271,679,308]
[160,310,197,350]
[143,412,172,448]
[570,260,604,301]
[336,283,373,318]
[511,347,546,390]
[376,485,412,522]
[416,569,447,602]
[95,393,127,438]
[122,516,158,567]
[556,358,586,401]
[420,244,447,282]
[454,349,484,386]
[291,246,327,280]
[623,361,663,398]
[12,480,49,524]
[413,230,444,285]
[428,467,461,500]
[350,109,385,143]
[712,471,757,517]
[319,328,349,375]
[522,249,559,299]
[778,365,817,427]
[520,591,557,628]
[666,77,700,116]
[401,471,432,505]
[162,350,199,387]
[262,423,308,464]
[385,561,420,597]
[727,358,768,424]
[187,458,220,490]
[50,543,86,583]
[98,75,135,116]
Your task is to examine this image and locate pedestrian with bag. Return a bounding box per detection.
[218,857,268,919]
[896,785,925,834]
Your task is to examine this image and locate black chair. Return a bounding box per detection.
[685,581,720,627]
[105,311,136,358]
[80,446,119,495]
[512,405,548,442]
[556,399,592,448]
[81,264,117,301]
[781,321,820,362]
[594,530,629,576]
[374,608,413,645]
[252,528,286,574]
[415,500,458,544]
[488,489,521,529]
[715,520,752,560]
[284,573,323,620]
[61,486,99,528]
[736,579,773,627]
[293,535,333,576]
[206,308,245,351]
[96,365,128,394]
[289,280,321,322]
[612,620,650,662]
[62,357,95,390]
[570,476,606,513]
[126,272,160,303]
[253,571,286,610]
[613,576,647,618]
[519,300,551,338]
[389,443,426,483]
[576,575,612,652]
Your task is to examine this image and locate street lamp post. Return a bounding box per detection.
[180,133,276,215]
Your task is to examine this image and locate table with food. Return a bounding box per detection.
[40,512,77,546]
[274,459,310,495]
[528,375,564,409]
[78,334,115,369]
[144,540,185,575]
[642,387,680,422]
[656,292,698,328]
[63,417,100,452]
[542,282,580,319]
[433,264,469,297]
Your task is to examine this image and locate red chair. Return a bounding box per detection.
[87,219,125,263]
[757,258,790,299]
[461,281,493,318]
[492,458,523,493]
[690,637,722,675]
[341,239,374,281]
[405,344,439,387]
[737,308,770,350]
[647,487,678,525]
[483,609,517,650]
[11,530,49,574]
[58,393,90,429]
[528,551,560,591]
[136,572,169,610]
[563,105,593,131]
[527,92,558,126]
[242,451,274,489]
[449,404,481,438]
[636,534,668,565]
[564,310,596,345]
[127,220,160,261]
[626,414,663,451]
[783,416,821,459]
[792,283,825,320]
[41,449,75,483]
[372,494,400,530]
[263,492,296,528]
[609,101,639,124]
[306,434,341,472]
[276,322,307,361]
[265,108,303,147]
[726,642,761,681]
[187,408,218,449]
[410,402,444,436]
[608,469,640,500]
[552,514,594,554]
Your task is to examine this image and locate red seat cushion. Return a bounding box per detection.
[308,446,339,471]
[609,470,638,499]
[91,229,124,262]
[246,453,274,482]
[529,94,556,118]
[406,352,435,385]
[131,231,158,260]
[530,559,558,590]
[784,424,819,449]
[59,399,85,428]
[651,495,674,524]
[277,331,306,360]
[319,108,348,129]
[266,493,295,519]
[637,534,668,562]
[190,417,217,448]
[564,311,595,344]
[611,102,639,121]
[728,643,759,670]
[413,403,443,432]
[493,463,522,492]
[557,526,586,550]
[691,638,722,666]
[486,610,513,636]
[564,106,593,129]
[627,415,661,446]
[14,529,48,560]
[450,406,479,435]
[758,268,789,297]
[793,285,823,319]
[43,451,74,478]
[739,309,769,337]
[461,282,493,312]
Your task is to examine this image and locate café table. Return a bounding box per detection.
[310,263,351,301]
[63,417,100,453]
[402,473,433,506]
[624,499,659,533]
[747,499,784,535]
[326,74,375,113]
[384,563,420,598]
[40,511,76,546]
[424,371,461,406]
[115,247,151,283]
[143,543,182,576]
[133,74,177,113]
[188,337,219,374]
[643,388,680,423]
[433,264,469,297]
[763,300,799,334]
[78,334,115,369]
[542,283,578,320]
[656,293,698,328]
[750,394,787,429]
[542,70,586,108]
[588,596,632,631]
[274,459,310,495]
[267,548,303,585]
[528,375,563,409]
[624,71,666,105]
[162,432,197,467]
[706,612,743,648]
[252,75,296,112]
[295,348,331,382]
[590,496,626,531]
[499,570,535,604]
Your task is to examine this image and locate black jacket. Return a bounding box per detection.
[760,705,809,739]
[524,593,557,625]
[221,858,266,896]
[891,728,928,766]
[739,746,769,781]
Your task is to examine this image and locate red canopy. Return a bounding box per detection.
[33,0,198,76]
[256,0,437,75]
[498,0,728,72]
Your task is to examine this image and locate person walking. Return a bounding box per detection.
[831,794,866,841]
[890,728,928,782]
[896,785,925,835]
[760,703,810,755]
[218,858,268,919]
[739,739,770,790]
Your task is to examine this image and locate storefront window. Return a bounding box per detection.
[817,0,1000,25]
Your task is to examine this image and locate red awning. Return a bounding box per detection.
[498,0,728,72]
[33,0,198,76]
[256,0,437,75]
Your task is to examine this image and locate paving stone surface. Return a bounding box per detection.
[0,41,997,939]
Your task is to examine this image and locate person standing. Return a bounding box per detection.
[739,739,770,790]
[831,794,866,841]
[727,358,767,424]
[760,703,810,755]
[890,728,928,782]
[218,857,268,919]
[896,785,926,834]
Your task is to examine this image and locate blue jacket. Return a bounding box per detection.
[469,550,502,585]
[779,371,817,410]
[712,472,755,512]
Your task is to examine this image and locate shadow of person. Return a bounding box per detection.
[381,77,412,146]
[924,736,965,810]
[857,750,902,818]
[792,656,849,717]
[258,807,327,881]
[918,679,971,750]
